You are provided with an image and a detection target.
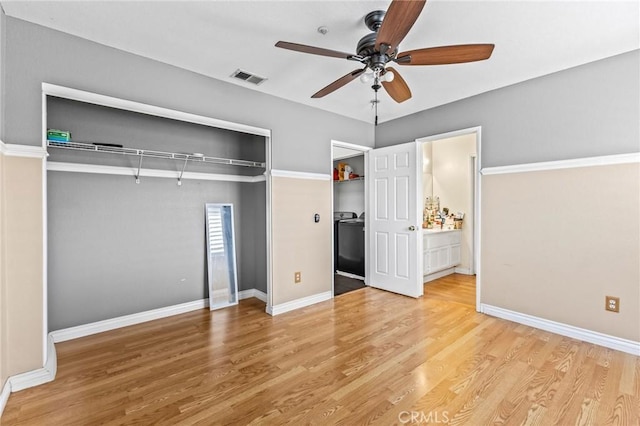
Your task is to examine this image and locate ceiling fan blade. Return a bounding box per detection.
[375,0,426,55]
[275,41,355,59]
[311,69,366,98]
[381,67,412,103]
[396,44,495,65]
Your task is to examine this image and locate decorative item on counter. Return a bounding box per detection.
[47,129,71,142]
[333,168,339,181]
[423,195,441,228]
[444,215,455,230]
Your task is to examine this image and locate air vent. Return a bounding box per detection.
[230,69,267,85]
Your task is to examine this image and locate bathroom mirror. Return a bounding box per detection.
[205,203,238,310]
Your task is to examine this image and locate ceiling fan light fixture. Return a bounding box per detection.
[360,72,374,84]
[382,70,395,82]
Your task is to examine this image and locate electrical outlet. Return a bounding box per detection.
[294,272,301,283]
[605,296,620,313]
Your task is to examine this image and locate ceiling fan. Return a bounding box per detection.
[275,0,494,123]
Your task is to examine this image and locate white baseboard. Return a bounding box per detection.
[424,267,456,283]
[481,304,640,356]
[0,379,10,418]
[239,289,267,303]
[336,271,365,280]
[51,299,209,343]
[8,334,57,394]
[454,267,473,275]
[0,335,57,417]
[267,291,333,316]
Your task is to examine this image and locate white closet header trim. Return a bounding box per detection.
[42,83,272,138]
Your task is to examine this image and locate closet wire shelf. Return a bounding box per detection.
[47,140,266,168]
[47,140,266,185]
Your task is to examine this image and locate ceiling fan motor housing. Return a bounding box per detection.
[358,10,396,70]
[356,33,378,57]
[364,10,386,31]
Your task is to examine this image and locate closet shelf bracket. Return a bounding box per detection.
[135,155,143,184]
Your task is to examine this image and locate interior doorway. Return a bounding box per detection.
[416,127,482,310]
[330,140,371,297]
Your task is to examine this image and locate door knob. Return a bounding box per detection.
[408,225,417,231]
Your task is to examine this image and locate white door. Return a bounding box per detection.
[367,142,423,298]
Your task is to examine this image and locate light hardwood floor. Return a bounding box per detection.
[3,274,639,425]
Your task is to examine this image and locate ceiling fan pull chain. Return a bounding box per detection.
[375,90,379,126]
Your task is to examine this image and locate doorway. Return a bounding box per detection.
[416,127,481,310]
[330,140,371,297]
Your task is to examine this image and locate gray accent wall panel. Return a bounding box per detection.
[376,50,640,167]
[47,172,266,330]
[240,181,267,294]
[0,8,5,140]
[47,97,265,176]
[3,17,373,173]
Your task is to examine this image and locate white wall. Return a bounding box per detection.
[430,134,476,272]
[422,142,433,207]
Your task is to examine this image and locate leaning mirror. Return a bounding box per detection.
[205,203,239,310]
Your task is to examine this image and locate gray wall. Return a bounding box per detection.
[240,181,267,294]
[0,8,5,140]
[376,50,640,166]
[47,96,265,176]
[46,96,268,330]
[47,172,264,330]
[0,16,371,330]
[4,16,374,172]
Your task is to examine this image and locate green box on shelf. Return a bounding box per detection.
[47,129,71,142]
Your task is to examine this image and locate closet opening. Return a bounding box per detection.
[43,84,271,342]
[330,141,371,297]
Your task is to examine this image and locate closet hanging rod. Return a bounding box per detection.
[47,140,266,168]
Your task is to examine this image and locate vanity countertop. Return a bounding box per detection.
[423,228,461,234]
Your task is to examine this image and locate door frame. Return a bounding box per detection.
[416,126,483,312]
[330,140,372,297]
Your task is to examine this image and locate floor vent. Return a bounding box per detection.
[230,69,267,85]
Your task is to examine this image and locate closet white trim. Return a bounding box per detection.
[42,83,270,138]
[481,152,640,175]
[47,161,266,183]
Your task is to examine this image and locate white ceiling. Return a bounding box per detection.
[2,1,638,124]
